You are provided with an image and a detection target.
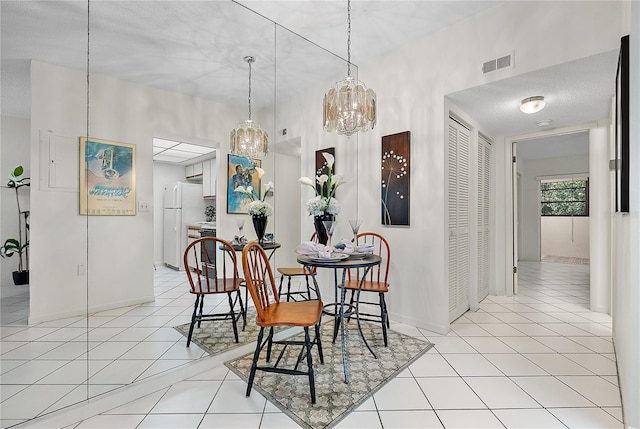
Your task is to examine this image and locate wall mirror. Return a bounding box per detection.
[1,1,349,422]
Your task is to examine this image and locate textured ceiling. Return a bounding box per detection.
[0,1,500,118]
[447,50,618,139]
[1,0,618,148]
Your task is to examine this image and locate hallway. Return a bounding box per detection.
[1,261,622,428]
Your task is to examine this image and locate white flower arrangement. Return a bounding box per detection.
[305,195,340,216]
[247,200,273,217]
[299,152,344,216]
[234,167,274,217]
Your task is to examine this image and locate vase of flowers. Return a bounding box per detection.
[299,152,343,245]
[234,167,273,245]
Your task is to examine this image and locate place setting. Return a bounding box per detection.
[295,219,374,262]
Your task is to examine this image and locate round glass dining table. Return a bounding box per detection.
[296,253,382,383]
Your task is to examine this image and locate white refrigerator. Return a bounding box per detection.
[163,182,205,270]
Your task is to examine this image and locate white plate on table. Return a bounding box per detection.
[309,253,349,262]
[347,252,370,260]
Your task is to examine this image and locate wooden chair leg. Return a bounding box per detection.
[197,295,205,328]
[237,290,247,331]
[266,327,274,362]
[385,295,390,328]
[304,327,316,404]
[246,327,264,397]
[286,276,293,301]
[186,295,200,347]
[380,293,388,347]
[314,323,324,364]
[227,292,239,343]
[278,275,285,300]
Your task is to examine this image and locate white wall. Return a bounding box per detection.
[275,1,624,334]
[272,151,302,269]
[517,155,589,261]
[1,116,30,286]
[29,61,243,323]
[540,217,590,258]
[613,2,640,427]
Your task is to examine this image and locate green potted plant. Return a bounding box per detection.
[1,166,30,285]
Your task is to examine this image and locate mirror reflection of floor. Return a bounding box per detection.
[0,283,29,325]
[0,266,216,424]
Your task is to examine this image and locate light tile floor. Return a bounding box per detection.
[2,261,624,428]
[1,267,212,428]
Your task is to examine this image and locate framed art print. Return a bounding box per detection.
[80,137,136,215]
[315,147,335,197]
[227,154,261,214]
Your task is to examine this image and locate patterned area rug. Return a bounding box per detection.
[174,307,274,356]
[225,320,433,429]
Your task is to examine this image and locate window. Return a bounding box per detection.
[540,178,589,216]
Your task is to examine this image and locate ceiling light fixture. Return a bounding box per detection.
[520,96,546,114]
[537,119,552,127]
[230,56,268,158]
[323,0,376,136]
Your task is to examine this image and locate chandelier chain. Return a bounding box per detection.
[347,0,351,76]
[247,59,252,120]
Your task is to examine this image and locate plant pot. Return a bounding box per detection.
[12,270,29,285]
[314,213,334,245]
[252,214,268,245]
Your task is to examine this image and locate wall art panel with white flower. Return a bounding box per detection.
[381,131,410,226]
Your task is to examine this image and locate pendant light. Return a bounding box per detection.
[323,0,376,136]
[230,56,268,158]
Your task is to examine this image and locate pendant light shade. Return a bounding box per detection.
[323,0,376,136]
[231,56,268,158]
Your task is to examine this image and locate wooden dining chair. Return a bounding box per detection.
[242,241,324,404]
[345,232,391,346]
[276,233,319,301]
[183,237,246,347]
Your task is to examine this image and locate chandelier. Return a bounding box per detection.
[323,0,376,136]
[230,56,268,158]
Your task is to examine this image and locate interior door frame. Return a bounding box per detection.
[506,123,598,296]
[512,142,519,295]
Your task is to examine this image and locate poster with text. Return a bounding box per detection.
[80,137,136,215]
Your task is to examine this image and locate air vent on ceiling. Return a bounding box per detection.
[482,53,513,74]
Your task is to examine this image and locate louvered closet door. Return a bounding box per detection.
[448,117,470,322]
[477,136,492,302]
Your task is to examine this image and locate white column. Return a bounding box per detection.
[589,126,610,313]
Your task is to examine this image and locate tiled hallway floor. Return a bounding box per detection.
[2,261,622,428]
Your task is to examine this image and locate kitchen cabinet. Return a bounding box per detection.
[186,225,201,270]
[185,162,203,180]
[202,158,216,199]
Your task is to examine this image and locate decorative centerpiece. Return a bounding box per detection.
[299,152,343,245]
[234,167,273,245]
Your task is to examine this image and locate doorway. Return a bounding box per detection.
[512,130,591,302]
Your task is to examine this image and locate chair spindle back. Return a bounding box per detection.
[242,241,280,321]
[184,237,237,294]
[351,232,390,284]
